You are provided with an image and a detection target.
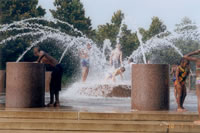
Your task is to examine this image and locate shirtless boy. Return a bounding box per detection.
[110,44,123,69]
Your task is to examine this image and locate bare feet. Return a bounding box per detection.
[182,107,188,111]
[194,120,200,125]
[177,108,186,112]
[46,103,54,107]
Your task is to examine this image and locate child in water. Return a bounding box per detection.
[171,64,178,103]
[105,67,126,82]
[175,58,190,112]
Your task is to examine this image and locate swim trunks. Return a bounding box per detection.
[113,59,120,69]
[81,59,89,67]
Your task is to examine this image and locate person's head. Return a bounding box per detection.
[116,44,121,49]
[120,67,126,73]
[87,43,91,50]
[128,58,133,64]
[33,47,41,57]
[180,58,190,68]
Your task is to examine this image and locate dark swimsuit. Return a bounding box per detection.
[175,66,188,86]
[39,55,63,93]
[38,54,45,63]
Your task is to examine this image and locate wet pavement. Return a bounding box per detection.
[58,88,198,112]
[0,88,198,112]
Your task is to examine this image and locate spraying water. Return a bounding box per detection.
[1,17,200,98]
[136,31,147,64]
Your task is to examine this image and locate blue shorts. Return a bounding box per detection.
[172,76,176,82]
[113,60,120,69]
[81,59,89,67]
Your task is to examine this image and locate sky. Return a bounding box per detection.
[38,0,200,31]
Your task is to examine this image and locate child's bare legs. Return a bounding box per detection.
[181,84,187,110]
[174,86,178,104]
[82,67,89,82]
[176,83,185,112]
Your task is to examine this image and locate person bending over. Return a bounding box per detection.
[33,47,63,107]
[184,49,200,125]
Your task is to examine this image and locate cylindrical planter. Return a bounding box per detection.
[131,64,169,111]
[45,71,52,92]
[6,62,45,108]
[0,70,6,94]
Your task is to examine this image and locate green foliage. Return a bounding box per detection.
[175,17,197,33]
[139,17,167,42]
[120,24,139,57]
[50,0,93,36]
[0,0,45,24]
[95,10,124,47]
[148,17,200,68]
[0,0,45,69]
[111,10,125,27]
[95,10,139,58]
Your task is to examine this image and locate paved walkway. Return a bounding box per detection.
[0,89,198,112]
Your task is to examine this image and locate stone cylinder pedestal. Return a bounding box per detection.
[131,64,169,111]
[0,70,6,94]
[6,62,45,108]
[45,71,52,92]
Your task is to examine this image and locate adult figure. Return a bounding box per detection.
[184,50,200,125]
[33,47,63,107]
[110,44,123,69]
[80,43,91,82]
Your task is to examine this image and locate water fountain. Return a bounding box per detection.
[0,16,200,103]
[0,17,132,99]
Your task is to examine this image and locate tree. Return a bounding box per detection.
[95,10,139,58]
[175,17,197,33]
[0,0,46,69]
[95,10,124,47]
[120,24,139,57]
[0,0,45,24]
[50,0,93,36]
[139,17,167,42]
[147,17,200,67]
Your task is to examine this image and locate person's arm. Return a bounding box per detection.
[111,70,117,82]
[170,67,174,75]
[112,75,116,82]
[183,56,198,62]
[120,73,123,80]
[36,51,45,63]
[184,49,200,57]
[175,67,181,86]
